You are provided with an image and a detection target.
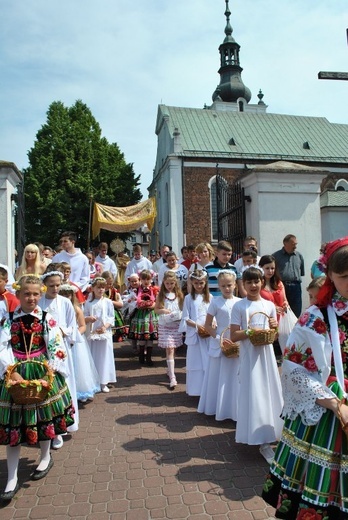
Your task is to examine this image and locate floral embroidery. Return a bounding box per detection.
[10,428,20,446]
[26,427,38,445]
[276,492,292,514]
[0,426,8,443]
[296,504,329,519]
[283,344,319,373]
[47,318,57,328]
[55,349,66,360]
[41,423,55,439]
[298,312,327,335]
[11,322,20,332]
[262,474,273,493]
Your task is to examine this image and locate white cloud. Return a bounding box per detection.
[1,0,347,197]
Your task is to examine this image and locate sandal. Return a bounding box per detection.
[336,398,348,438]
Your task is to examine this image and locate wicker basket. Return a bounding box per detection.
[248,312,278,347]
[5,360,55,405]
[220,326,240,358]
[197,325,210,339]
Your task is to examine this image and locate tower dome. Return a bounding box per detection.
[212,0,251,103]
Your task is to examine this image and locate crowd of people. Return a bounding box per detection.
[0,231,347,520]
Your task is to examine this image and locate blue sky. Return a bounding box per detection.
[1,0,347,198]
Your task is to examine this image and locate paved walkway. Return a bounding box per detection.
[0,342,277,519]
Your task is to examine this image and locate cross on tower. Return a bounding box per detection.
[318,29,348,81]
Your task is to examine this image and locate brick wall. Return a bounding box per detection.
[182,164,240,246]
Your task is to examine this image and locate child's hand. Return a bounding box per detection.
[269,317,278,329]
[96,326,106,334]
[10,372,24,383]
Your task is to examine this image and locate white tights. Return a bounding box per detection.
[5,440,51,492]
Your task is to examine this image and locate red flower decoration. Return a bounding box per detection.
[11,334,20,345]
[11,323,20,332]
[303,356,318,372]
[10,429,19,446]
[0,427,8,443]
[26,428,38,445]
[32,336,41,345]
[287,351,303,364]
[338,328,346,344]
[43,424,55,439]
[32,323,43,333]
[298,312,310,326]
[48,318,57,327]
[58,417,67,431]
[297,507,322,520]
[312,318,327,335]
[55,350,66,360]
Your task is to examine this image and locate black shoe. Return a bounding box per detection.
[31,457,54,481]
[0,482,19,501]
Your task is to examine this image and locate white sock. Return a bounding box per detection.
[166,359,175,379]
[36,440,51,471]
[5,445,20,492]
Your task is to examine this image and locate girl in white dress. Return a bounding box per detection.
[179,269,212,396]
[84,277,116,393]
[155,270,184,389]
[40,269,79,449]
[230,266,283,464]
[59,284,100,402]
[198,270,240,420]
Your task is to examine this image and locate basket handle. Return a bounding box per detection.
[247,311,271,328]
[220,326,231,347]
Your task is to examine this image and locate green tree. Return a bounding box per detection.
[23,100,141,248]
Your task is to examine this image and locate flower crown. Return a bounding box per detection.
[91,276,106,286]
[13,275,47,292]
[189,270,207,281]
[217,269,236,278]
[241,265,264,275]
[317,236,348,273]
[59,283,78,293]
[41,271,64,282]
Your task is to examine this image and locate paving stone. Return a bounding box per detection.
[0,342,275,520]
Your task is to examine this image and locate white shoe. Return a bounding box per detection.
[101,385,110,393]
[52,435,64,450]
[259,443,275,465]
[79,398,87,403]
[169,377,177,389]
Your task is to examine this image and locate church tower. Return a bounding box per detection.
[212,0,252,105]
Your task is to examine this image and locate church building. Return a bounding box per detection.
[148,1,348,265]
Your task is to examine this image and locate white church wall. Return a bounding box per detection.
[242,167,326,313]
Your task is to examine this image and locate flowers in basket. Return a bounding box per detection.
[5,359,55,404]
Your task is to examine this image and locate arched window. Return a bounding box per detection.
[335,179,348,191]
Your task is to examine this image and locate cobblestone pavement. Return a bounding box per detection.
[0,342,277,519]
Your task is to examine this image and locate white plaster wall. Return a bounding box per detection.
[0,165,22,272]
[321,207,348,242]
[242,169,326,313]
[155,157,183,252]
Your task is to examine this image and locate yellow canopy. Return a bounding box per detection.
[92,198,157,238]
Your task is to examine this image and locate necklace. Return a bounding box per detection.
[19,317,41,334]
[165,294,176,302]
[17,317,43,358]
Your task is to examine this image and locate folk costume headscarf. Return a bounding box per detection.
[316,236,348,308]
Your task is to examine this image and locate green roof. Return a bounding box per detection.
[157,104,348,164]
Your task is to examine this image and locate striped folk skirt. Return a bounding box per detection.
[0,354,75,446]
[262,380,348,519]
